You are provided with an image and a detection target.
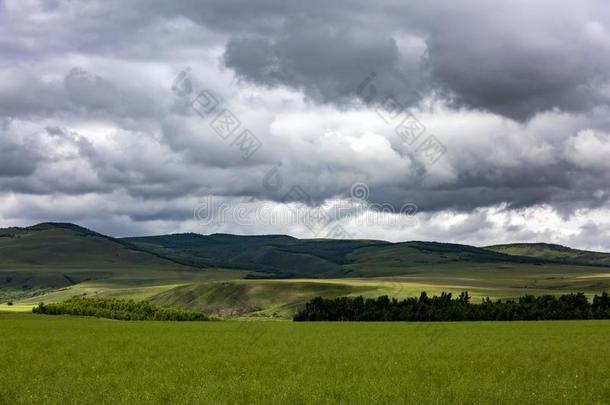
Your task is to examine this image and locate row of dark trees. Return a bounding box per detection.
[33,296,209,321]
[293,292,610,321]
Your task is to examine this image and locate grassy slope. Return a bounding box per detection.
[0,223,211,301]
[0,223,183,269]
[344,241,547,277]
[486,243,610,266]
[145,260,610,319]
[124,233,385,277]
[148,280,376,318]
[124,234,558,278]
[2,314,610,404]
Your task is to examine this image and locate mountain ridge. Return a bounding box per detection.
[3,223,609,278]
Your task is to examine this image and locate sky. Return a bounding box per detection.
[1,0,610,249]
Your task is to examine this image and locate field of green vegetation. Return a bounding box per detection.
[3,223,610,403]
[1,313,609,404]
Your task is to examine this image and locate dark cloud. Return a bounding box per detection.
[418,1,610,120]
[223,18,425,106]
[0,144,38,177]
[64,68,118,110]
[4,1,610,119]
[0,0,609,248]
[216,0,610,119]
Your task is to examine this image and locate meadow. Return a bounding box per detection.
[1,313,610,404]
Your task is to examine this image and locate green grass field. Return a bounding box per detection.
[1,313,609,404]
[6,263,610,319]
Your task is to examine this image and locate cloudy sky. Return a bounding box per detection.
[2,0,610,249]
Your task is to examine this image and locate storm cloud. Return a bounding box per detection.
[1,0,610,249]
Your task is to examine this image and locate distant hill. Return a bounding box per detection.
[4,224,610,281]
[343,241,556,277]
[123,234,561,278]
[3,223,610,314]
[485,243,610,267]
[0,223,185,269]
[123,233,385,277]
[3,222,610,288]
[0,223,190,298]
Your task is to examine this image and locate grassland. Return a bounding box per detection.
[6,261,610,319]
[144,266,610,319]
[4,223,610,319]
[1,313,610,404]
[486,243,610,266]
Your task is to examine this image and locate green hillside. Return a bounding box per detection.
[0,223,183,269]
[124,233,387,277]
[123,233,297,269]
[148,280,374,318]
[344,241,550,277]
[0,223,194,301]
[486,243,610,266]
[124,235,550,278]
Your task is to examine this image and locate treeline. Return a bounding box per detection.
[33,296,209,321]
[293,292,610,321]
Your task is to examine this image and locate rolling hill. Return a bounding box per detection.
[124,233,555,278]
[0,223,186,269]
[3,222,610,317]
[148,280,374,318]
[485,243,610,266]
[0,223,192,300]
[123,233,386,277]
